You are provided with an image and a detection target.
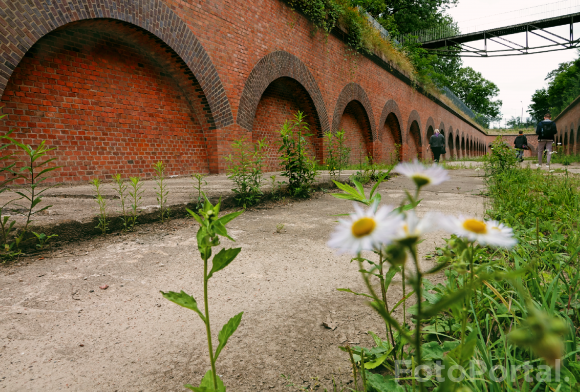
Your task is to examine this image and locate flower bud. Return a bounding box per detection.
[385,244,407,267]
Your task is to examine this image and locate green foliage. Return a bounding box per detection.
[128,176,143,231]
[112,174,129,231]
[529,53,580,118]
[192,173,208,207]
[153,161,170,223]
[0,131,19,258]
[484,136,517,175]
[32,231,57,249]
[324,129,350,177]
[225,137,267,207]
[161,195,244,391]
[447,66,502,119]
[279,111,318,198]
[91,178,108,235]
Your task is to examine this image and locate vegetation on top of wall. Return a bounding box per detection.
[285,0,487,133]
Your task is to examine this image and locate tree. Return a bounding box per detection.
[448,67,502,118]
[527,88,550,122]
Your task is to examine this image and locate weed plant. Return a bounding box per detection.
[0,131,19,257]
[192,173,208,207]
[7,138,60,251]
[153,161,170,223]
[323,129,350,178]
[91,178,108,235]
[161,195,244,391]
[225,137,267,207]
[128,177,143,230]
[279,111,318,198]
[112,174,129,231]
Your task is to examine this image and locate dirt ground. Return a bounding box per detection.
[0,169,486,391]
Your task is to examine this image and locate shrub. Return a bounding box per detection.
[225,137,268,207]
[279,111,318,198]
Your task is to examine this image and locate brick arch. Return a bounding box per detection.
[378,99,403,142]
[448,129,454,157]
[455,132,461,158]
[238,50,329,135]
[425,117,435,137]
[0,0,233,129]
[379,100,403,163]
[406,110,422,160]
[332,83,376,139]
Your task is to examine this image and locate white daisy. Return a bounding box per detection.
[328,203,403,255]
[441,216,517,248]
[394,211,440,245]
[394,160,450,188]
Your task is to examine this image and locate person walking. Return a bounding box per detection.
[536,113,557,167]
[428,129,445,163]
[514,130,528,162]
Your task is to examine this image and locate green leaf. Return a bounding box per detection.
[337,288,374,299]
[216,210,244,226]
[214,312,243,361]
[185,370,226,392]
[212,220,234,241]
[187,208,204,225]
[365,373,406,392]
[160,290,206,322]
[421,287,471,319]
[208,248,241,279]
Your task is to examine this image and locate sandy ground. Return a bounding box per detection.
[0,169,486,391]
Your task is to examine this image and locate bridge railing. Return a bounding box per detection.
[397,0,580,44]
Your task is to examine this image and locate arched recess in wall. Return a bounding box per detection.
[425,117,435,161]
[448,130,454,158]
[406,111,423,160]
[332,83,376,164]
[461,134,466,156]
[572,128,576,154]
[238,51,329,169]
[0,20,233,182]
[0,1,235,181]
[455,133,461,158]
[564,132,569,154]
[379,100,404,163]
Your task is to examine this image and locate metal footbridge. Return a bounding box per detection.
[397,1,580,57]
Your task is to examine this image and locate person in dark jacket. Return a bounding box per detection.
[514,130,528,162]
[536,113,557,167]
[428,129,445,162]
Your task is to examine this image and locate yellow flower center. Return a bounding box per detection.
[411,174,431,187]
[463,219,487,234]
[352,217,376,238]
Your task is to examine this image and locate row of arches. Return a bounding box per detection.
[0,0,487,183]
[556,123,580,155]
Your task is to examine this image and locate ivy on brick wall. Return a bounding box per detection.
[286,0,416,83]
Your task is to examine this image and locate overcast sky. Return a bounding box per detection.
[445,0,580,127]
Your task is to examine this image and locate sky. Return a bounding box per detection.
[444,0,580,127]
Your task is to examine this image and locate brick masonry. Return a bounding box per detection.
[554,96,580,156]
[0,0,492,184]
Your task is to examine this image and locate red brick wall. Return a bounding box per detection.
[0,0,492,184]
[555,102,580,155]
[380,113,403,164]
[0,20,211,183]
[338,101,372,165]
[251,77,320,171]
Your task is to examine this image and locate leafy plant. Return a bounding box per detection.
[153,161,170,223]
[225,137,268,207]
[91,178,108,235]
[112,174,129,231]
[192,173,208,207]
[269,175,286,201]
[128,176,143,231]
[5,137,61,249]
[32,231,57,249]
[0,130,20,257]
[279,111,318,198]
[161,195,244,391]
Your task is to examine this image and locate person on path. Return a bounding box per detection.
[428,129,445,163]
[536,113,557,167]
[514,130,528,162]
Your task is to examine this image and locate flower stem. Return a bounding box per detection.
[410,246,425,392]
[203,254,218,390]
[378,252,396,354]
